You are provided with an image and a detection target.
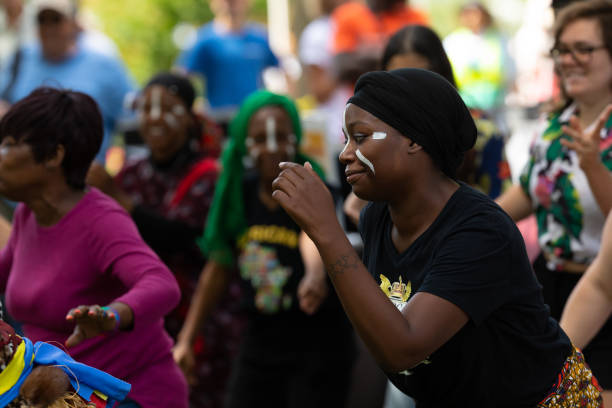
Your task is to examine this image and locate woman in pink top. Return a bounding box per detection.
[0,87,188,408]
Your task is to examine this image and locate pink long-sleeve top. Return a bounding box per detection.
[0,188,187,408]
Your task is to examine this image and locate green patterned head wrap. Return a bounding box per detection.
[198,90,325,266]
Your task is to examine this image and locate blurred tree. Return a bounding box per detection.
[83,0,526,85]
[82,0,268,84]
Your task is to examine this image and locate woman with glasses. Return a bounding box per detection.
[497,0,612,402]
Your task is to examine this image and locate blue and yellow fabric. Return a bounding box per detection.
[0,337,131,408]
[0,337,34,407]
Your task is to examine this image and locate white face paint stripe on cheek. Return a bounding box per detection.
[266,117,278,153]
[356,149,375,175]
[150,88,162,120]
[163,113,179,129]
[172,105,186,116]
[372,132,387,140]
[246,137,259,159]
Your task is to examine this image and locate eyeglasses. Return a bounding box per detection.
[37,13,64,25]
[550,42,607,64]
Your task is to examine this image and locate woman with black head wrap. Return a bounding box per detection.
[272,69,602,407]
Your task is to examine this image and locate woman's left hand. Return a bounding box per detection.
[65,304,117,348]
[561,105,612,172]
[272,162,339,242]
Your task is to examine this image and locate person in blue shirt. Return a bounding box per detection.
[177,0,278,125]
[0,0,134,163]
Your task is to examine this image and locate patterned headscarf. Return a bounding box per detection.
[198,90,324,266]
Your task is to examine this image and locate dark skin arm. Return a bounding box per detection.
[272,162,467,372]
[65,301,134,348]
[173,260,230,384]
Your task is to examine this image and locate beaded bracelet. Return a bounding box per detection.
[101,306,121,331]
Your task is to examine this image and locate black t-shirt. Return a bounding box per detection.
[360,184,571,408]
[237,174,353,363]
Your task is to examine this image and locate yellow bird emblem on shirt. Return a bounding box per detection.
[379,274,411,302]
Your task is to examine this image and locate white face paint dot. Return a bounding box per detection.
[372,131,387,140]
[172,105,186,116]
[163,113,180,130]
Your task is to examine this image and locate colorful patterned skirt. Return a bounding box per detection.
[537,347,603,407]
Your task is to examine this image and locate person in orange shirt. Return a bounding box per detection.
[331,0,428,85]
[332,0,427,54]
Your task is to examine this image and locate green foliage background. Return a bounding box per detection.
[82,0,268,85]
[82,0,524,86]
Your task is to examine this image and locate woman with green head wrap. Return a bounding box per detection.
[174,90,354,408]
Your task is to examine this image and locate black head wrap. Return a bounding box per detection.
[145,72,195,110]
[347,68,476,178]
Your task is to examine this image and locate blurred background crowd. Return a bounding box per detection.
[0,0,559,176]
[0,0,609,407]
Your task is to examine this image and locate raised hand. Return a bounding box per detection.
[271,162,338,242]
[65,304,117,348]
[561,104,612,172]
